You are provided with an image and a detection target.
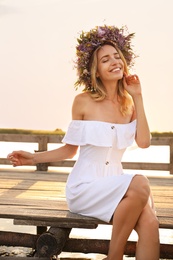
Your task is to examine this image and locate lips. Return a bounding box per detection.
[110,67,121,72]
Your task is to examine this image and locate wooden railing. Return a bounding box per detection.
[0,133,173,174]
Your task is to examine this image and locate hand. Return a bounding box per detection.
[123,73,142,97]
[7,151,34,167]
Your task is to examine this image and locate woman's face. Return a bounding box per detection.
[96,44,124,84]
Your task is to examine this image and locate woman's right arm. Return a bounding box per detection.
[7,144,78,167]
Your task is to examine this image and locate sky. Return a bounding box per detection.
[0,0,173,132]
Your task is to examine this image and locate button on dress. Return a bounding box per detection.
[62,120,137,223]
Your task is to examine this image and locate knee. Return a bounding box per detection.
[127,175,150,207]
[146,214,159,232]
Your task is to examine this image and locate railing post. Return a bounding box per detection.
[35,136,49,171]
[170,138,173,174]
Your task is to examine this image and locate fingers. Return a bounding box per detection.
[7,156,17,167]
[7,151,22,167]
[124,74,140,84]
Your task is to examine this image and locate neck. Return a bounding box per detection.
[105,84,118,101]
[103,79,118,95]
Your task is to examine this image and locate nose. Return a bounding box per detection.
[110,56,118,65]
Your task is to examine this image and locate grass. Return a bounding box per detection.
[151,131,173,137]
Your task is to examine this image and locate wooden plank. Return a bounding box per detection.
[49,160,76,167]
[122,162,170,171]
[38,136,48,151]
[49,161,172,170]
[170,138,173,174]
[1,170,172,184]
[0,202,171,229]
[151,137,172,145]
[0,180,66,190]
[0,171,68,182]
[149,175,173,183]
[0,152,173,257]
[0,256,50,260]
[0,199,67,209]
[0,230,38,248]
[0,196,172,213]
[0,206,103,223]
[0,171,173,231]
[0,158,10,165]
[158,217,173,229]
[1,159,172,171]
[0,133,172,145]
[14,219,98,229]
[0,134,42,142]
[156,208,173,217]
[63,239,173,259]
[0,196,172,220]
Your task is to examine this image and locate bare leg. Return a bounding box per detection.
[135,203,160,260]
[107,175,150,260]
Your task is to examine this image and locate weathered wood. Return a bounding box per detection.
[36,227,71,257]
[151,136,172,145]
[49,161,171,171]
[0,256,50,260]
[0,170,173,259]
[0,171,173,230]
[63,238,173,259]
[0,133,172,144]
[170,138,173,174]
[0,231,39,248]
[1,156,172,172]
[49,160,76,167]
[0,158,9,165]
[35,149,48,171]
[121,162,170,171]
[14,218,98,229]
[0,232,173,259]
[38,136,48,151]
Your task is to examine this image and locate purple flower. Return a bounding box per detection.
[74,25,136,90]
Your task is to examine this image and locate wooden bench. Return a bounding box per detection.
[0,169,173,259]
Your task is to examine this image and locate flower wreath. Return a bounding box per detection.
[74,25,136,90]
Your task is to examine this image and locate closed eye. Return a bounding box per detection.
[100,53,121,63]
[114,54,121,59]
[102,59,109,63]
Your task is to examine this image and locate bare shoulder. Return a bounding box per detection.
[73,92,92,107]
[74,92,91,102]
[72,92,92,119]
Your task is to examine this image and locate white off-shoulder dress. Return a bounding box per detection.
[62,120,137,223]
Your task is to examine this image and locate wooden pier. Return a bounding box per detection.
[0,133,173,259]
[0,169,172,259]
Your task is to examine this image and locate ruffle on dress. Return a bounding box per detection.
[62,120,136,149]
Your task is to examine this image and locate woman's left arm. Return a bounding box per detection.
[123,74,151,148]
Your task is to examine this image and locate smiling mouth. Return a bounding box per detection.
[110,67,121,72]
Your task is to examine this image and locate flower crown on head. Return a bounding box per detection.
[74,25,136,90]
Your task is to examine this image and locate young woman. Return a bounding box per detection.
[8,25,160,260]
